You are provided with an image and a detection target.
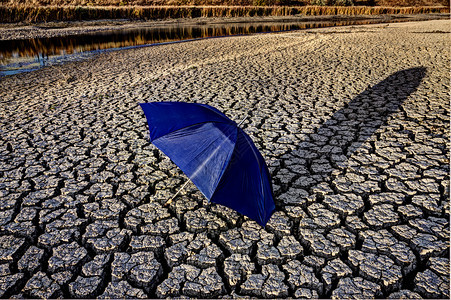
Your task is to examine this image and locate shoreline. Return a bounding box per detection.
[0,12,448,41]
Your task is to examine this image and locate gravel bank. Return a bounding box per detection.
[0,20,449,298]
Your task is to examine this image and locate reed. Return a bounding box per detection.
[1,5,449,23]
[1,0,448,6]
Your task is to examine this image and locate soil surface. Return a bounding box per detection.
[0,19,449,298]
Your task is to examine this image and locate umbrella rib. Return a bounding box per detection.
[164,179,192,206]
[237,115,248,127]
[164,114,248,207]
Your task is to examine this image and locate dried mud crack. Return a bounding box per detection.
[0,20,449,299]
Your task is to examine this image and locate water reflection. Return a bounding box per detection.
[0,19,393,76]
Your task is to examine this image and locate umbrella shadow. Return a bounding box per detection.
[277,66,427,200]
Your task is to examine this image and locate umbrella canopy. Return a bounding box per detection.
[140,102,275,226]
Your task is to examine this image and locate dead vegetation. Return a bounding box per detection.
[0,0,448,23]
[1,0,448,6]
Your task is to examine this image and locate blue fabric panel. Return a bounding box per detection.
[139,101,275,227]
[153,122,237,199]
[140,102,231,141]
[211,128,275,226]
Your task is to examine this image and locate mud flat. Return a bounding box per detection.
[0,20,449,298]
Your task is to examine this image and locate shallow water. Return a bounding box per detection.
[0,18,429,76]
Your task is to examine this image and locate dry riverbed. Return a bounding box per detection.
[0,19,449,298]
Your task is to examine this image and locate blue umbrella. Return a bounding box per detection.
[139,102,275,226]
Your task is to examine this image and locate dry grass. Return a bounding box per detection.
[1,4,448,23]
[1,0,448,6]
[374,0,449,7]
[3,0,291,6]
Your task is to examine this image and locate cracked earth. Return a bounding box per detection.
[0,19,449,298]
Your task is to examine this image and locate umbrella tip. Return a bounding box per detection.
[164,178,191,207]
